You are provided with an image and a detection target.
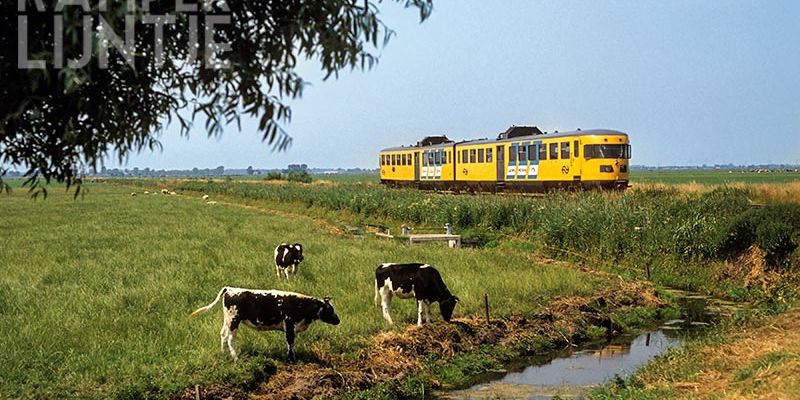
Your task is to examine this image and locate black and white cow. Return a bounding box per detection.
[189,287,340,362]
[274,243,304,279]
[374,263,459,326]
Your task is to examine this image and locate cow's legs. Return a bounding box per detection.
[284,320,296,363]
[379,288,394,324]
[275,264,282,278]
[424,301,431,323]
[288,264,296,276]
[417,300,424,326]
[226,329,238,361]
[219,323,228,352]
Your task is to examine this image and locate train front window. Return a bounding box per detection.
[584,144,631,159]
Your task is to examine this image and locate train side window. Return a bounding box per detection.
[561,142,570,159]
[380,155,385,166]
[421,152,427,166]
[486,148,493,162]
[574,140,579,158]
[549,143,558,159]
[518,145,527,162]
[538,143,546,161]
[527,144,536,161]
[403,154,408,166]
[509,146,517,162]
[462,149,468,164]
[469,149,477,163]
[478,148,485,163]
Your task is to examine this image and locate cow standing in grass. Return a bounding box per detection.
[189,287,340,362]
[274,243,303,279]
[374,263,459,326]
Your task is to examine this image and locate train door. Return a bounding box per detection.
[414,152,420,181]
[571,139,581,183]
[496,145,505,181]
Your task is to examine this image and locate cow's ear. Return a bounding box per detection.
[323,296,333,304]
[455,297,460,302]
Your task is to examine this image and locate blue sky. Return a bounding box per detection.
[110,0,800,170]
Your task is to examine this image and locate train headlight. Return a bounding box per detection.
[600,165,613,173]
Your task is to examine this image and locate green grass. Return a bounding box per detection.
[631,169,800,185]
[0,184,602,399]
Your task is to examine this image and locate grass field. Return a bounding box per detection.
[0,184,606,399]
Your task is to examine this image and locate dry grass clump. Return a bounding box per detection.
[634,181,800,204]
[646,308,800,399]
[718,245,786,295]
[749,182,800,204]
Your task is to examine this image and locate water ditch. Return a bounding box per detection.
[440,290,745,400]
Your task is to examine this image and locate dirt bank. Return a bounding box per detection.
[174,279,666,400]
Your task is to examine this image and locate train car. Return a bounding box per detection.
[379,126,630,192]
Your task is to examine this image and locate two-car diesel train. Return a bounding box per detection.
[379,126,631,192]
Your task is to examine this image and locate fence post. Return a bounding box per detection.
[444,223,452,235]
[401,224,409,236]
[484,293,490,325]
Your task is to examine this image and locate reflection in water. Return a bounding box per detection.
[442,331,682,399]
[442,291,740,400]
[497,331,679,388]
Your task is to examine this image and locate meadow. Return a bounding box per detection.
[152,174,800,300]
[3,168,799,398]
[0,184,607,399]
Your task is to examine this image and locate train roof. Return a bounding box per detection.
[380,128,628,152]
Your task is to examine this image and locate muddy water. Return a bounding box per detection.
[441,291,741,400]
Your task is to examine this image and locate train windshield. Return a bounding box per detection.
[584,144,631,159]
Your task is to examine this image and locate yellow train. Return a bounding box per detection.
[379,126,630,192]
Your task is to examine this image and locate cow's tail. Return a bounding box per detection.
[189,287,227,319]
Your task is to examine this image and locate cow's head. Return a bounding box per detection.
[439,295,459,322]
[319,297,340,325]
[293,243,304,263]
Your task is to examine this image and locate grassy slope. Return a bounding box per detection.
[589,309,800,400]
[0,185,602,399]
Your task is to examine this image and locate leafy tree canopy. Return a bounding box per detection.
[0,0,432,195]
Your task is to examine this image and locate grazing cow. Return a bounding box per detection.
[189,287,339,362]
[274,243,304,279]
[374,263,459,326]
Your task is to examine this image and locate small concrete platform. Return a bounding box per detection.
[408,234,462,248]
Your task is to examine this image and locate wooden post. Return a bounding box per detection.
[484,293,490,325]
[644,263,651,280]
[195,384,201,400]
